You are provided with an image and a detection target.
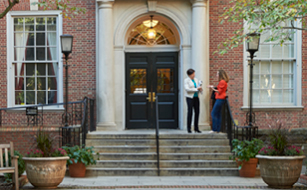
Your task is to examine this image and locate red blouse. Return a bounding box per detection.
[215,80,228,99]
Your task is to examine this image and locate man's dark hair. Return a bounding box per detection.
[187,69,195,76]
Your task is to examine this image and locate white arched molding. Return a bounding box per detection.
[114,4,191,47]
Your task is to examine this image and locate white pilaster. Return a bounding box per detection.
[191,0,210,129]
[96,0,116,130]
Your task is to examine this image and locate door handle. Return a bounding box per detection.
[146,92,152,102]
[152,92,156,102]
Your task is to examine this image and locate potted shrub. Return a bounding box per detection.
[63,146,96,177]
[23,129,69,189]
[256,117,305,189]
[231,138,263,177]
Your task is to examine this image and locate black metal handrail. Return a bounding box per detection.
[220,97,258,147]
[155,96,160,176]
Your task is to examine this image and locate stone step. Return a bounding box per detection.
[86,139,229,146]
[89,160,237,168]
[93,145,230,153]
[94,153,232,160]
[85,168,239,176]
[87,133,228,139]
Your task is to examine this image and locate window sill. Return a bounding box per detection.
[5,106,65,113]
[241,106,304,111]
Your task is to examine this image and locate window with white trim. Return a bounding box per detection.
[245,23,302,107]
[12,16,59,105]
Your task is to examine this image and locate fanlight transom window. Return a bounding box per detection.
[127,21,177,45]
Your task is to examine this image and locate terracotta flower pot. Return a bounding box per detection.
[236,158,258,178]
[69,160,86,177]
[256,155,305,189]
[23,156,69,189]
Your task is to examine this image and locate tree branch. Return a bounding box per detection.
[0,0,19,19]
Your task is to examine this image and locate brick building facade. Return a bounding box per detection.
[0,0,306,154]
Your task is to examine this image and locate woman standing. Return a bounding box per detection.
[207,70,229,133]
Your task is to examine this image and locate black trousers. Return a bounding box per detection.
[186,97,200,132]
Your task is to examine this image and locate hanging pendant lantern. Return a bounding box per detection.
[147,15,156,40]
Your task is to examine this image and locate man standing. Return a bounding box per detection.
[184,69,203,133]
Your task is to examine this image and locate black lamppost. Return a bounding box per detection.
[60,34,73,127]
[246,33,260,127]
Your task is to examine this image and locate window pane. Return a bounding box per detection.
[48,77,57,90]
[15,77,24,90]
[14,63,24,77]
[283,90,294,103]
[25,18,34,32]
[260,75,270,89]
[47,18,56,31]
[260,90,271,103]
[272,61,282,74]
[253,61,259,74]
[26,77,35,90]
[47,48,57,60]
[271,90,282,103]
[14,33,24,46]
[26,91,35,104]
[283,75,293,88]
[37,64,46,76]
[260,61,270,74]
[25,47,35,60]
[37,91,46,104]
[259,45,270,58]
[130,69,147,94]
[253,90,260,104]
[271,75,282,89]
[272,44,283,59]
[157,68,174,93]
[36,33,46,46]
[36,47,46,60]
[284,44,294,58]
[14,47,25,61]
[47,32,56,46]
[48,63,58,76]
[26,64,35,76]
[14,18,23,31]
[15,91,24,105]
[26,33,35,46]
[37,78,46,90]
[36,17,45,31]
[48,91,57,103]
[253,75,259,88]
[283,61,293,74]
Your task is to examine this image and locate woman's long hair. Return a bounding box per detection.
[219,69,229,83]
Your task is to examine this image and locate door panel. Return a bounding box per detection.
[126,52,178,129]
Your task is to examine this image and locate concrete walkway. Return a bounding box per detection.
[22,176,307,190]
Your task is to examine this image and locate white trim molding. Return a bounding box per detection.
[6,11,63,110]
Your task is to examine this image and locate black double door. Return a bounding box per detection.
[126,52,178,129]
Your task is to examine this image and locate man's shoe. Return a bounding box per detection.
[195,130,202,133]
[187,130,192,133]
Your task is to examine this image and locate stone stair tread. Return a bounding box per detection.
[93,145,229,148]
[87,134,228,139]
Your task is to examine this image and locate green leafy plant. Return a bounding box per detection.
[2,151,25,182]
[230,138,264,169]
[63,146,96,167]
[26,128,64,158]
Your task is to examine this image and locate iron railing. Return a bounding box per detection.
[219,97,258,147]
[155,96,160,176]
[0,97,95,148]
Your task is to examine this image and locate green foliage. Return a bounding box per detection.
[3,151,25,182]
[32,0,87,20]
[217,0,307,55]
[63,146,96,167]
[231,138,264,169]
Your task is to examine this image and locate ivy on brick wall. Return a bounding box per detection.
[217,0,307,55]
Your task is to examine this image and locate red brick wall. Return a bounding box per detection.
[0,0,96,152]
[209,0,307,129]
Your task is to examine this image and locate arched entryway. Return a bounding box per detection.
[124,15,180,129]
